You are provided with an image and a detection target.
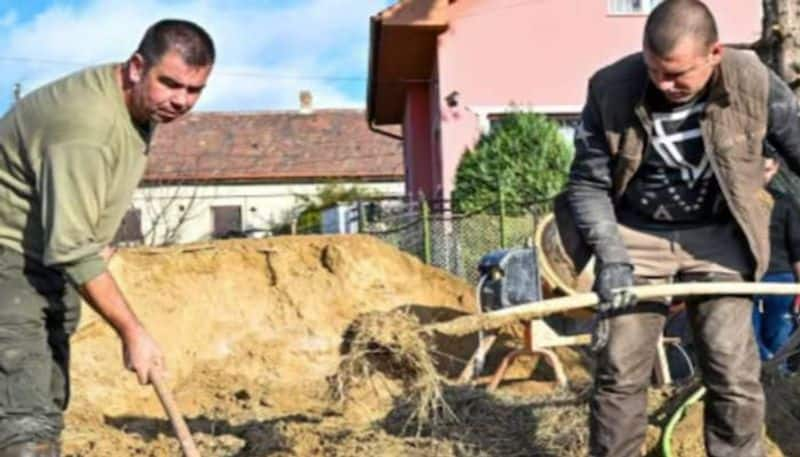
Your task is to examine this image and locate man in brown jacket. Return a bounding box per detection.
[566,1,800,456]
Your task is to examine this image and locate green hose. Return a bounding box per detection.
[662,386,706,457]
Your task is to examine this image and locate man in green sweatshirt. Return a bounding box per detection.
[0,19,214,456]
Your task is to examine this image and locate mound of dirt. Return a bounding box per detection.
[63,235,482,456]
[62,234,799,456]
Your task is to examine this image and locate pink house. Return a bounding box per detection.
[367,0,763,201]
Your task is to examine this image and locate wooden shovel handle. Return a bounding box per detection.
[151,371,201,457]
[425,282,800,337]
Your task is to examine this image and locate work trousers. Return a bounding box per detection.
[0,247,80,449]
[590,223,765,457]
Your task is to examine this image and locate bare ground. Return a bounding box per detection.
[61,235,800,456]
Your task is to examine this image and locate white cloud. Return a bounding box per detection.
[201,62,363,111]
[0,0,389,112]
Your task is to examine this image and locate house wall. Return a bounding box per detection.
[129,181,405,245]
[423,0,762,199]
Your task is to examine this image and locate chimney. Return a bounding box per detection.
[299,90,313,114]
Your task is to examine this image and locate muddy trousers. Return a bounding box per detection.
[589,298,764,457]
[0,247,80,449]
[590,223,765,457]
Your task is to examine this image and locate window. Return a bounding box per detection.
[113,208,143,245]
[608,0,662,14]
[211,205,243,238]
[487,112,580,143]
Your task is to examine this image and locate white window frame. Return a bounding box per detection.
[468,105,581,131]
[607,0,662,15]
[467,105,582,144]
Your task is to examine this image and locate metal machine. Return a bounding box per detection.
[459,247,588,388]
[477,248,542,312]
[462,247,693,389]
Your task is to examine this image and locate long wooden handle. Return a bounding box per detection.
[151,371,201,457]
[425,282,800,337]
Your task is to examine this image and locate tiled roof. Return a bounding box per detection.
[143,109,404,184]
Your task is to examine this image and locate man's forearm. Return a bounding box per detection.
[567,184,631,265]
[79,271,143,339]
[569,87,631,267]
[79,270,163,384]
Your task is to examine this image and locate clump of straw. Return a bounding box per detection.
[333,310,453,432]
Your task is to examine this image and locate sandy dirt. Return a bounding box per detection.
[60,235,800,456]
[64,235,479,456]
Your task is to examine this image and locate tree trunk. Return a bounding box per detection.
[760,0,800,95]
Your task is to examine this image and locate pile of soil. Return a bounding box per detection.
[60,235,800,456]
[64,235,482,456]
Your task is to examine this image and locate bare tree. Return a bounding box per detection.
[760,0,800,94]
[138,183,205,246]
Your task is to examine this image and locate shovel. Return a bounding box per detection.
[151,370,201,457]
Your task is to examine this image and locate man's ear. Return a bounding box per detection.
[709,41,723,66]
[127,53,147,84]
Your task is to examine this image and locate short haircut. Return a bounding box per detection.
[644,0,718,56]
[136,19,215,68]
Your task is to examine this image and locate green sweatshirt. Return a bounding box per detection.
[0,64,149,285]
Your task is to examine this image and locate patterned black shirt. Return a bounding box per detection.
[619,90,728,228]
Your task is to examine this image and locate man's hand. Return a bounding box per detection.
[793,294,800,314]
[591,263,635,352]
[121,325,165,385]
[594,263,636,311]
[100,245,117,263]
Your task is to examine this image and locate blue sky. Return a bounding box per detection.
[0,0,392,113]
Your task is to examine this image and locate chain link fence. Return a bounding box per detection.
[358,196,553,284]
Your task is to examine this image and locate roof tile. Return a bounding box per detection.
[144,109,403,183]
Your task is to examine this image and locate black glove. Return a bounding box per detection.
[593,263,636,312]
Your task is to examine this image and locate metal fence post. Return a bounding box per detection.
[421,198,432,264]
[498,178,507,249]
[357,201,366,232]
